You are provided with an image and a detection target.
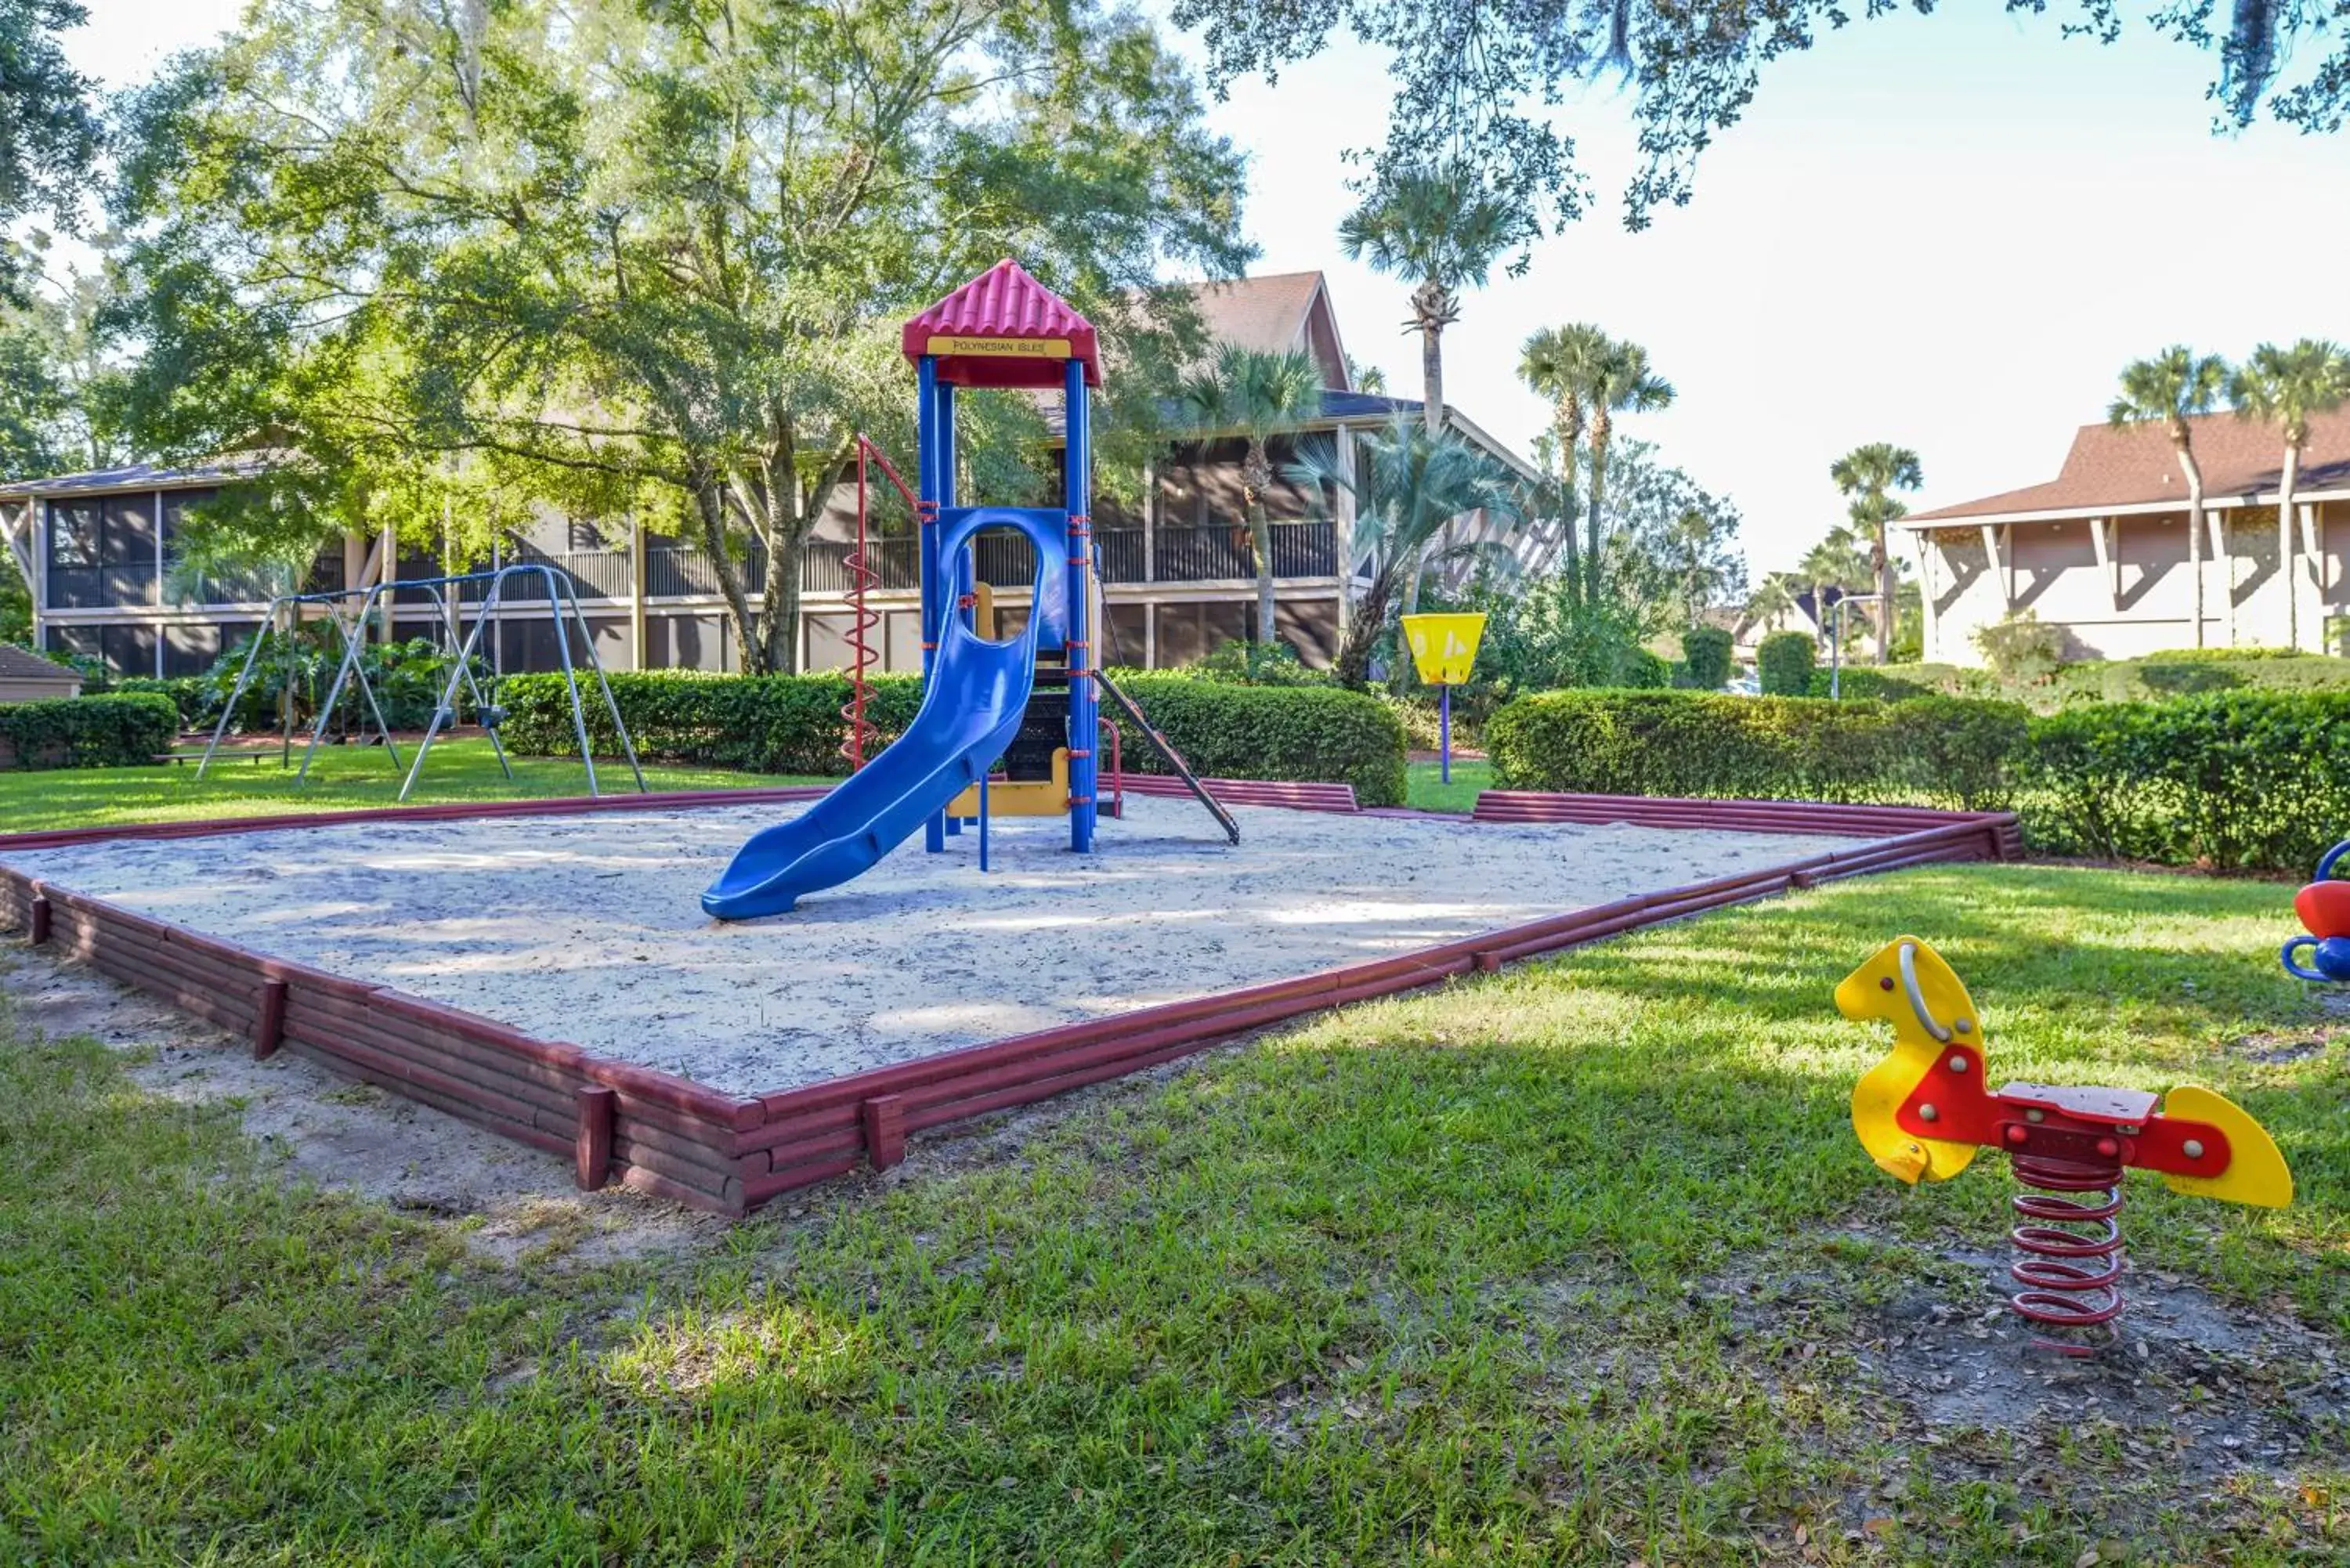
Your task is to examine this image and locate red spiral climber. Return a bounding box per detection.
[844,435,918,771]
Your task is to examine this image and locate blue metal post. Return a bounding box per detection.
[1440,685,1452,784]
[1064,358,1097,853]
[918,355,945,853]
[939,381,967,839]
[978,771,990,872]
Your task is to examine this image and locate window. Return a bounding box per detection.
[46,492,160,608]
[47,500,99,566]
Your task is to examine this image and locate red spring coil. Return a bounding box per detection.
[2008,1153,2126,1357]
[841,436,915,770]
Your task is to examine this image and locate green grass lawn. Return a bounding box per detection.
[0,737,829,834]
[1406,755,1493,813]
[3,864,2345,1563]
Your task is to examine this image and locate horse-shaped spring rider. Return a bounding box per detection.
[1837,937,2292,1355]
[2282,840,2350,982]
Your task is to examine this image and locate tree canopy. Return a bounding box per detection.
[1170,0,2350,234]
[110,0,1251,670]
[0,0,100,304]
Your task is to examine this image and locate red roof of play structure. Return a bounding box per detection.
[901,259,1101,388]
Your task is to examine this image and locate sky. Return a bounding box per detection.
[61,0,2350,576]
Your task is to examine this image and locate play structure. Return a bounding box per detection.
[705,261,1230,919]
[1839,935,2292,1355]
[193,564,644,800]
[1400,612,1486,785]
[2281,839,2350,981]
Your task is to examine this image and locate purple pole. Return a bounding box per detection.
[1440,684,1452,785]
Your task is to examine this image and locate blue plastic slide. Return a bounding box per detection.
[703,508,1068,919]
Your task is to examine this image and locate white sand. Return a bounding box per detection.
[3,799,1860,1096]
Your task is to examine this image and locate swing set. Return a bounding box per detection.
[195,562,645,800]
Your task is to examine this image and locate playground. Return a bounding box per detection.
[0,795,1864,1095]
[2,264,2342,1563]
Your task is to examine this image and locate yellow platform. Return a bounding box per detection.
[948,747,1069,817]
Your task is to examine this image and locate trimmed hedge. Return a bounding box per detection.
[2024,690,2350,871]
[1487,686,2350,869]
[1677,626,1733,692]
[1486,690,2028,811]
[503,667,1410,807]
[1757,632,1814,695]
[1101,672,1407,807]
[1806,653,2350,708]
[0,693,182,770]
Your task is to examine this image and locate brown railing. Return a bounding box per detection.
[92,520,1341,613]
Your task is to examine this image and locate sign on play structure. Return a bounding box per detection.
[925,334,1071,359]
[1400,613,1487,686]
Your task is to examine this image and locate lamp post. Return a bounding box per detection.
[1828,593,1882,700]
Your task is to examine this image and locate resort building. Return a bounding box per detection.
[0,273,1535,677]
[1902,408,2350,662]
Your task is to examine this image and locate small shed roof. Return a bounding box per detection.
[0,644,79,686]
[902,259,1101,389]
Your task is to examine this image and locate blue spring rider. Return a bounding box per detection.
[2281,840,2350,981]
[701,261,1101,919]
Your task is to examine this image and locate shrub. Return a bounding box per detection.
[1193,638,1332,686]
[113,676,213,726]
[502,670,921,775]
[1805,663,1993,702]
[0,693,182,770]
[1618,647,1671,689]
[1756,632,1815,696]
[1677,626,1733,692]
[2024,690,2350,870]
[1972,610,2066,684]
[504,667,1410,806]
[1101,671,1408,806]
[1486,686,2340,869]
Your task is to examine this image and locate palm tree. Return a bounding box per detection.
[1585,339,1673,606]
[2109,348,2229,648]
[1797,526,1872,649]
[1338,166,1517,440]
[1176,344,1326,645]
[1288,417,1524,688]
[1828,442,1924,663]
[2230,339,2350,650]
[1517,322,1612,585]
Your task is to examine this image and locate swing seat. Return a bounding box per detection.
[433,706,459,731]
[479,705,509,729]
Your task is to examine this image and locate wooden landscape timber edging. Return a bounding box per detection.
[0,787,2017,1216]
[1109,775,1359,813]
[1472,789,2027,859]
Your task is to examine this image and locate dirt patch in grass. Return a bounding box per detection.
[1697,1231,2348,1557]
[0,941,720,1266]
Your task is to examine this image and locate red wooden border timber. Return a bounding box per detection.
[0,786,2019,1215]
[575,1086,618,1191]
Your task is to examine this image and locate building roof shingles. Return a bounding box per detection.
[1181,272,1326,361]
[0,644,78,683]
[1907,406,2350,525]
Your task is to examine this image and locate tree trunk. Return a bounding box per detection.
[1550,396,1582,582]
[761,516,801,674]
[1873,526,1892,664]
[2280,443,2302,650]
[692,475,765,674]
[2178,439,2206,649]
[1415,290,1446,437]
[1417,306,1452,596]
[1585,409,1613,605]
[1249,496,1277,645]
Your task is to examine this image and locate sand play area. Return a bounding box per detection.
[2,798,1860,1096]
